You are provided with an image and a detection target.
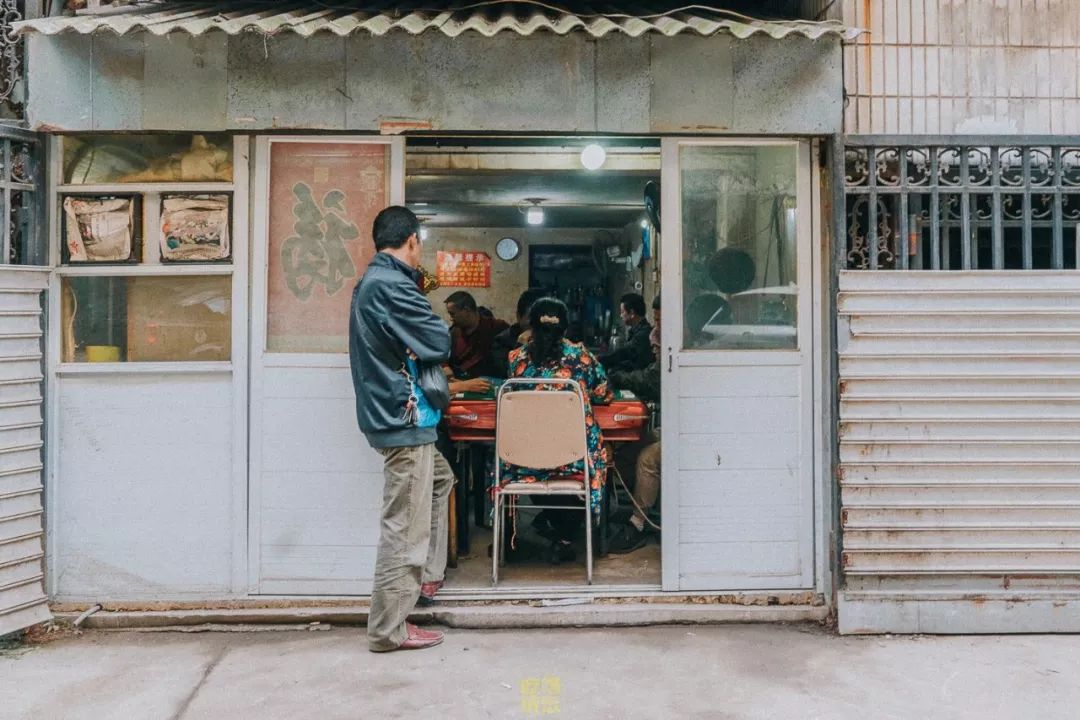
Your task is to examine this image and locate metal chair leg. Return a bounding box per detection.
[491,491,500,585]
[585,492,593,585]
[599,482,610,557]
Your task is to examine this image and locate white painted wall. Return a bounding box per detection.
[52,374,236,599]
[252,366,384,595]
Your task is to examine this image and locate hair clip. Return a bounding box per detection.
[538,314,560,325]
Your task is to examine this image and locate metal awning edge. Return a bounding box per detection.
[13,5,863,41]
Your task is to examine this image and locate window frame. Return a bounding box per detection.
[48,134,250,374]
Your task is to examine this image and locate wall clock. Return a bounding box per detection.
[496,236,521,261]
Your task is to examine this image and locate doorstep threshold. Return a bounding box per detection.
[54,601,828,631]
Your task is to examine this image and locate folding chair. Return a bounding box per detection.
[492,377,593,585]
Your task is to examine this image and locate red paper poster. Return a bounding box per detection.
[266,141,388,353]
[436,251,492,288]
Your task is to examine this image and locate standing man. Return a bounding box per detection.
[349,205,454,652]
[600,292,654,373]
[445,290,509,378]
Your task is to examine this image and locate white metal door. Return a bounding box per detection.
[250,137,404,594]
[0,268,50,635]
[660,139,815,592]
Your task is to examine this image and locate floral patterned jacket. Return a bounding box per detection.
[501,338,614,517]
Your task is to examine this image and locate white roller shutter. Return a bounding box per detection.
[0,268,49,637]
[837,271,1080,633]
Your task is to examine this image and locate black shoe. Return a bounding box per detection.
[548,540,576,565]
[608,524,648,555]
[531,513,561,543]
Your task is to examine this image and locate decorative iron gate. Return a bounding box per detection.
[845,137,1080,271]
[0,125,41,265]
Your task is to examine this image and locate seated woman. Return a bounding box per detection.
[502,297,614,564]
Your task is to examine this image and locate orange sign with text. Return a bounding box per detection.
[436,251,492,288]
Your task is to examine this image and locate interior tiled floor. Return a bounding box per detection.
[445,508,662,589]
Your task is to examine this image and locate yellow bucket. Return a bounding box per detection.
[85,345,121,363]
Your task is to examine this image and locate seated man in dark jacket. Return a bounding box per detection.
[599,292,653,373]
[489,287,545,378]
[445,291,509,379]
[607,312,662,555]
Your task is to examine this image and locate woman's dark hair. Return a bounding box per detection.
[527,297,569,366]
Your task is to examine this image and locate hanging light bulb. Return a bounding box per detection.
[580,143,606,171]
[526,205,545,225]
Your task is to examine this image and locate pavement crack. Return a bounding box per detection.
[170,644,230,720]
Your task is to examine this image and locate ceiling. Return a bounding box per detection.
[405,144,661,229]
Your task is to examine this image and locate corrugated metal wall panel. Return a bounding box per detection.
[0,268,49,637]
[838,270,1080,631]
[842,0,1080,134]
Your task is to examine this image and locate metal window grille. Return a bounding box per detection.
[0,125,40,265]
[844,138,1080,271]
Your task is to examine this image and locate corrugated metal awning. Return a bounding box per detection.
[14,2,859,40]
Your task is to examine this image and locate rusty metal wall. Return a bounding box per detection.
[842,0,1080,134]
[836,270,1080,633]
[0,267,49,637]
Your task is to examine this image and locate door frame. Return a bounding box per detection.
[247,135,404,593]
[659,137,822,592]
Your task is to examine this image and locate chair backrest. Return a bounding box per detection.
[496,378,588,471]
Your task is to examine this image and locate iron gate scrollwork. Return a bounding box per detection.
[0,125,41,265]
[845,141,1080,271]
[0,0,20,112]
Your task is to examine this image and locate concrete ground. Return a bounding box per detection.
[1,624,1077,720]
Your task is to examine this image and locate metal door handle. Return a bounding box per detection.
[446,412,478,422]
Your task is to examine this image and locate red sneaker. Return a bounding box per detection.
[417,579,444,607]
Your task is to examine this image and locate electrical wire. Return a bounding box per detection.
[609,466,661,532]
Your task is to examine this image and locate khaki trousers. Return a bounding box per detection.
[633,440,661,523]
[367,443,455,651]
[613,430,662,524]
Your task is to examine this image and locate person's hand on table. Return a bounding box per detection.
[452,377,491,394]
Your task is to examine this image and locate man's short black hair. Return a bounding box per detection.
[620,292,647,318]
[372,206,419,251]
[445,291,478,312]
[516,288,546,319]
[652,295,661,311]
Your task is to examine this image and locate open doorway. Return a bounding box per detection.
[406,137,663,591]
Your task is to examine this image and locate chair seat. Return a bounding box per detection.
[499,478,585,495]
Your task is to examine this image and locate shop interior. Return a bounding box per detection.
[406,137,664,589]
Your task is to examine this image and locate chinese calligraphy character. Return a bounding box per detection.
[521,676,561,716]
[280,182,359,301]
